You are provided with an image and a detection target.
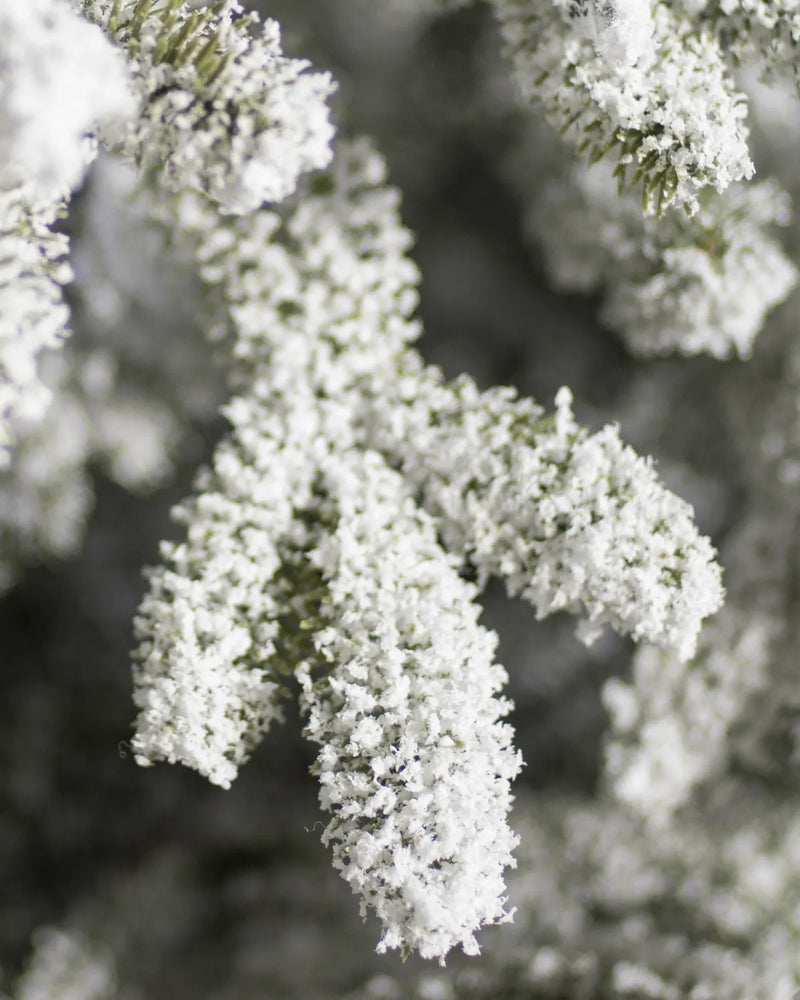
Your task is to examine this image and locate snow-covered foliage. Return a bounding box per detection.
[128,137,721,956]
[0,0,132,198]
[528,158,797,357]
[493,0,754,215]
[0,194,72,466]
[79,0,336,213]
[300,452,521,961]
[343,790,800,999]
[6,0,800,992]
[0,155,220,592]
[0,0,133,465]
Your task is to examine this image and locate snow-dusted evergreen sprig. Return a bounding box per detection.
[346,789,800,999]
[130,141,416,790]
[528,159,797,358]
[693,1,800,90]
[133,391,521,958]
[0,0,133,467]
[0,193,72,467]
[603,609,777,821]
[563,0,656,67]
[493,0,753,214]
[131,398,318,789]
[1,0,133,200]
[217,139,725,658]
[165,135,723,660]
[132,140,523,955]
[79,0,336,213]
[300,451,521,962]
[365,370,724,659]
[490,793,800,999]
[133,138,724,776]
[132,136,723,954]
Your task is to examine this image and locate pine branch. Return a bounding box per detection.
[526,156,797,358]
[0,193,72,468]
[696,0,800,89]
[363,371,724,659]
[130,135,725,956]
[80,0,336,212]
[493,0,754,215]
[300,451,520,962]
[0,0,133,466]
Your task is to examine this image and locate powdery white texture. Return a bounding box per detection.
[129,138,726,956]
[82,0,335,213]
[0,192,72,467]
[558,0,656,66]
[134,137,725,772]
[497,795,800,1000]
[223,139,723,658]
[366,373,724,659]
[300,451,521,962]
[151,138,723,673]
[349,793,800,998]
[494,0,753,214]
[529,160,797,358]
[130,401,323,788]
[134,142,522,956]
[0,0,133,200]
[129,142,415,791]
[603,610,776,821]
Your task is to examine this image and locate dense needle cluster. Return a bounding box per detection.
[129,137,722,955]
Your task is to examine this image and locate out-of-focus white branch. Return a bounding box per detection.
[0,0,133,467]
[527,158,797,358]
